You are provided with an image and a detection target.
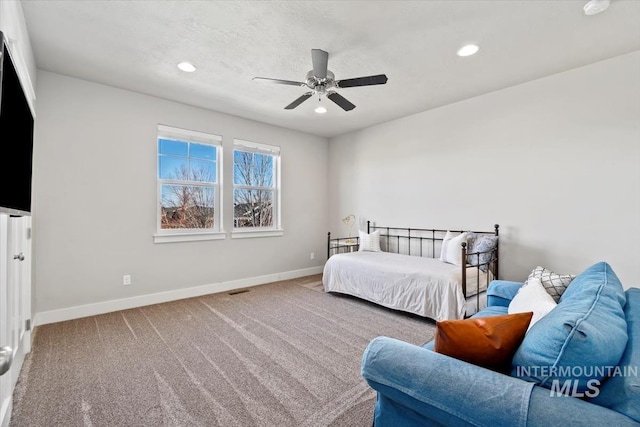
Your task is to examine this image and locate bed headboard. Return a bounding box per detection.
[366,221,500,279]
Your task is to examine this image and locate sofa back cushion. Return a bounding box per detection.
[590,288,640,423]
[511,262,628,393]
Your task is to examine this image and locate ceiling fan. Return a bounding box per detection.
[253,49,388,112]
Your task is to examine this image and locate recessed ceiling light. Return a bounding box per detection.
[584,0,610,15]
[314,106,327,114]
[457,44,479,57]
[177,62,196,72]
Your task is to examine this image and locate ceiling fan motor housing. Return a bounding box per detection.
[306,70,336,94]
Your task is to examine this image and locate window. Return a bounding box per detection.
[155,125,223,243]
[233,139,282,238]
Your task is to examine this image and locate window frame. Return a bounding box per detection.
[154,124,225,244]
[232,139,283,239]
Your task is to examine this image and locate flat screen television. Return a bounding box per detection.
[0,30,34,215]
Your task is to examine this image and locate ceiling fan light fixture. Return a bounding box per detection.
[314,106,327,114]
[457,44,479,57]
[583,0,610,15]
[177,62,196,72]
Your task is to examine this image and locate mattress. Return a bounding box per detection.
[322,251,492,321]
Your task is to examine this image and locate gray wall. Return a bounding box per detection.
[328,51,640,287]
[31,50,640,317]
[32,71,329,314]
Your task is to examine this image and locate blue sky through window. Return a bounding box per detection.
[159,138,216,182]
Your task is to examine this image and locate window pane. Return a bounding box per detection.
[233,164,249,185]
[159,139,188,156]
[254,153,273,168]
[233,150,274,187]
[190,143,216,161]
[233,150,254,185]
[161,184,215,229]
[234,150,252,164]
[257,162,273,187]
[190,159,216,183]
[159,156,188,180]
[252,154,273,187]
[234,189,273,228]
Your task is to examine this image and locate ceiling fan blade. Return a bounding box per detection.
[311,49,329,79]
[327,92,356,111]
[253,77,305,86]
[337,74,388,88]
[284,92,313,110]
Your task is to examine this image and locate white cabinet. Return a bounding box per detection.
[0,213,31,427]
[0,7,35,423]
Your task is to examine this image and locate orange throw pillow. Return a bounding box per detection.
[434,312,533,372]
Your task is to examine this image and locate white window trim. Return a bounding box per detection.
[231,229,284,239]
[153,231,227,244]
[156,124,224,242]
[234,138,281,155]
[232,139,282,238]
[158,124,221,145]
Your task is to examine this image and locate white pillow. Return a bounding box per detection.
[439,231,468,266]
[359,230,381,252]
[508,277,558,332]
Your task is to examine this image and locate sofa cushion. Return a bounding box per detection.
[473,305,509,318]
[511,262,628,393]
[435,312,533,372]
[487,280,524,307]
[590,288,640,423]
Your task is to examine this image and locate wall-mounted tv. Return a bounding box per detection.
[0,30,34,215]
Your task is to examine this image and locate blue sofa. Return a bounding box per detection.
[361,262,640,426]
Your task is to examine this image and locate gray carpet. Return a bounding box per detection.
[10,274,435,427]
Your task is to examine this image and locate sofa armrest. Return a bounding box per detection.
[361,336,535,426]
[362,336,639,427]
[526,386,640,426]
[487,280,523,307]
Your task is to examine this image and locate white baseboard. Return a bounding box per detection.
[34,266,323,327]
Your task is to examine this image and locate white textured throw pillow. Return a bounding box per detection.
[508,277,558,331]
[527,266,576,302]
[359,230,381,252]
[439,231,468,266]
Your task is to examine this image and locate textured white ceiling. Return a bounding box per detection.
[20,0,640,138]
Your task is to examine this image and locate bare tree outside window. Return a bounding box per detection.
[233,150,275,228]
[158,138,218,230]
[160,165,215,229]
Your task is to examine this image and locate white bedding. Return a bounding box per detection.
[322,251,492,321]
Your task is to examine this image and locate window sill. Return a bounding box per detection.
[231,229,284,239]
[153,231,226,244]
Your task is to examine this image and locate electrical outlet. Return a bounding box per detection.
[122,274,131,286]
[310,252,315,260]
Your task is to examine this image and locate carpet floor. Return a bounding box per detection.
[10,274,435,427]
